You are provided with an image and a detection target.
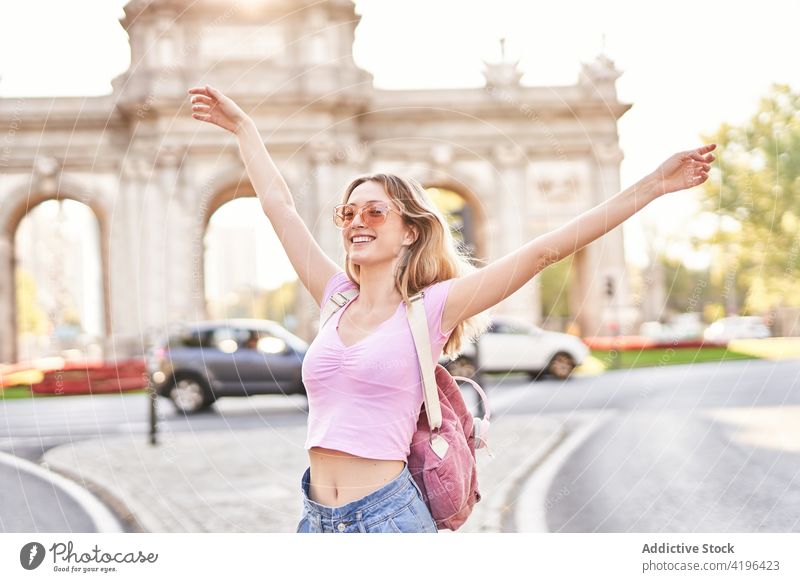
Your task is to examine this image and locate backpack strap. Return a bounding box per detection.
[407,291,494,456]
[320,288,359,330]
[406,290,443,432]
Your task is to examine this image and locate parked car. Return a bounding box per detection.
[440,316,590,380]
[147,319,308,413]
[703,316,771,343]
[640,313,704,342]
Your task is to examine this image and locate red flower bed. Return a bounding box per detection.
[30,359,149,395]
[583,336,727,350]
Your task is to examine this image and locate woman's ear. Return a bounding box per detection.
[403,224,418,247]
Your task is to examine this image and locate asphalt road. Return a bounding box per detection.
[0,392,309,532]
[1,358,797,533]
[490,358,800,533]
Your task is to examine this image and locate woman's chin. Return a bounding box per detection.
[347,250,385,267]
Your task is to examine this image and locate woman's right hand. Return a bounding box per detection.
[187,85,250,134]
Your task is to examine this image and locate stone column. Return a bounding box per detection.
[159,148,199,327]
[580,142,631,336]
[142,155,167,335]
[296,141,367,341]
[107,158,145,356]
[491,144,538,323]
[0,234,13,362]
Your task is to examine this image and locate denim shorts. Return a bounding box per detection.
[296,461,438,533]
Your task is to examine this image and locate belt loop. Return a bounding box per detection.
[355,510,366,533]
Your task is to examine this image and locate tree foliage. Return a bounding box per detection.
[697,83,800,311]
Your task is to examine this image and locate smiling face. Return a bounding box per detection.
[342,180,416,267]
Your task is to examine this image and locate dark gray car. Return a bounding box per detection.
[148,319,308,413]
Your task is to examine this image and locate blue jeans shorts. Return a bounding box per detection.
[296,461,438,533]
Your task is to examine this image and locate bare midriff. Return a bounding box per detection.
[307,446,406,507]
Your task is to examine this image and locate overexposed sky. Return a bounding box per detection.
[1,0,798,271]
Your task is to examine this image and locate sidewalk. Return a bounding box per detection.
[41,413,566,533]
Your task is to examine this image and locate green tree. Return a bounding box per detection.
[696,83,800,312]
[658,256,749,319]
[539,254,572,319]
[15,268,50,335]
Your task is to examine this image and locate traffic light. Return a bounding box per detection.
[605,276,615,298]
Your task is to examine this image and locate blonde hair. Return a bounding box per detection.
[341,173,491,359]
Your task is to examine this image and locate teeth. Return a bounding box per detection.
[352,236,374,243]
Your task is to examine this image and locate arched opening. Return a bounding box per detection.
[424,185,485,261]
[13,199,104,361]
[203,195,299,332]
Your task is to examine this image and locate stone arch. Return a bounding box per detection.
[420,176,489,263]
[197,173,257,319]
[0,177,111,363]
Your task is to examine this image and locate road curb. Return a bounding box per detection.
[515,411,615,532]
[490,418,569,533]
[0,450,123,533]
[44,463,147,533]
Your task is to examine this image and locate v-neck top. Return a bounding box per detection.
[301,270,456,461]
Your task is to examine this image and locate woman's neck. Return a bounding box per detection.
[355,263,403,309]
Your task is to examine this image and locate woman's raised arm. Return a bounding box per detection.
[440,144,717,332]
[188,85,340,307]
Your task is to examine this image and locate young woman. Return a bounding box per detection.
[188,84,715,533]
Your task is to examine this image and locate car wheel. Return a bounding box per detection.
[169,375,215,414]
[447,356,477,378]
[547,352,575,380]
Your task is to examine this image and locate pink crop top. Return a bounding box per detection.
[301,270,456,461]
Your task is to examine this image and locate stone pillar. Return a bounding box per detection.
[0,234,13,362]
[576,143,631,336]
[142,155,166,334]
[296,141,367,341]
[491,144,538,323]
[107,159,145,357]
[158,147,198,327]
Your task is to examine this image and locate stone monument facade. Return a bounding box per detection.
[0,0,631,362]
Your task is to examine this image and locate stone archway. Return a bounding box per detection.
[422,179,488,263]
[1,189,111,364]
[198,178,301,331]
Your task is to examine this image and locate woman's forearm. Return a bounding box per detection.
[534,174,661,270]
[235,118,295,214]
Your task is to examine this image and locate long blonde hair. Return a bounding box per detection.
[341,173,491,359]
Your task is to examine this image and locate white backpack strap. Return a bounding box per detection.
[320,288,359,330]
[406,291,443,432]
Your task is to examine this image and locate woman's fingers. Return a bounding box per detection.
[187,87,209,96]
[192,112,212,121]
[689,152,715,163]
[689,144,716,162]
[190,94,213,105]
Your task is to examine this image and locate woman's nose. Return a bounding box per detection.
[350,209,365,228]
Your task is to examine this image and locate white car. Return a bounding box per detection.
[440,316,590,380]
[703,316,771,343]
[640,313,704,342]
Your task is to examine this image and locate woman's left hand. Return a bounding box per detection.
[650,143,717,196]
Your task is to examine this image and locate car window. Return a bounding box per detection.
[170,329,211,348]
[253,332,288,354]
[215,327,290,354]
[492,321,531,334]
[210,327,250,353]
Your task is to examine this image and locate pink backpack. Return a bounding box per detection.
[321,283,493,531]
[405,288,493,531]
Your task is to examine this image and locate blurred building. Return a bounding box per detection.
[0,0,631,361]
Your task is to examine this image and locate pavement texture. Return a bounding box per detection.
[41,413,566,533]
